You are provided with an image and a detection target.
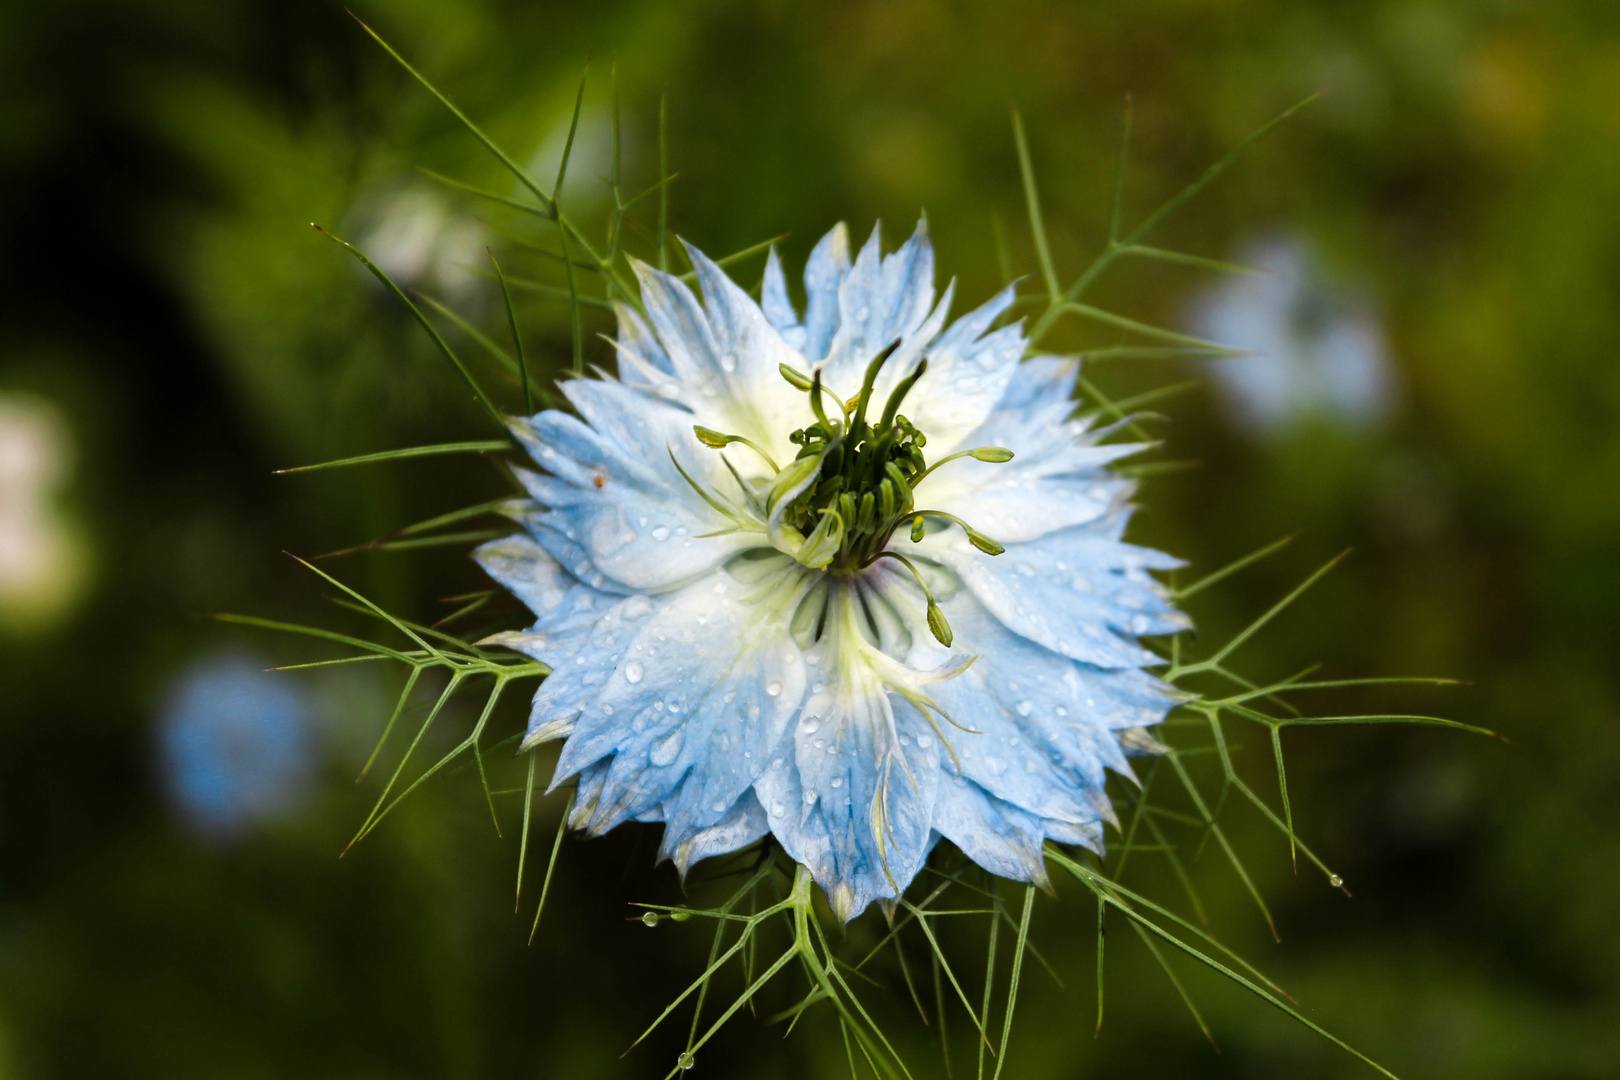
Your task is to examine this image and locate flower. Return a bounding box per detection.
[476,220,1189,920]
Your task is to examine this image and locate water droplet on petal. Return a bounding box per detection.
[766,680,783,697]
[720,353,737,372]
[1015,700,1034,717]
[830,777,842,788]
[651,729,682,767]
[651,526,672,541]
[624,661,644,683]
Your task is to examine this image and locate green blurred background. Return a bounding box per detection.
[2,0,1617,1076]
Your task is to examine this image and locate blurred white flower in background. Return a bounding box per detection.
[0,393,89,635]
[1190,234,1396,436]
[350,185,487,300]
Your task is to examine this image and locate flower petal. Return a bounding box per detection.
[761,246,805,349]
[551,559,810,846]
[801,223,852,361]
[919,517,1187,668]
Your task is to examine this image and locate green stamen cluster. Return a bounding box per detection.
[778,342,930,572]
[690,341,1015,646]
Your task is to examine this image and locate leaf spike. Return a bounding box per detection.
[488,249,532,414]
[658,87,671,272]
[554,62,590,376]
[1010,104,1061,302]
[311,224,512,436]
[1108,93,1134,244]
[347,15,552,212]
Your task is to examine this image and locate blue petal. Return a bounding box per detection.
[921,516,1187,668]
[820,219,940,393]
[925,590,1181,824]
[932,775,1059,886]
[509,382,754,592]
[801,223,852,361]
[551,560,809,845]
[753,643,943,920]
[668,788,771,877]
[761,246,804,347]
[904,287,1026,453]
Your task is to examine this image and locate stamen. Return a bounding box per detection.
[915,445,1015,482]
[878,357,929,430]
[778,363,813,391]
[873,550,953,647]
[850,338,903,437]
[691,425,780,471]
[910,509,1005,555]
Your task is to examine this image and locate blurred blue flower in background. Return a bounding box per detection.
[1191,234,1396,435]
[157,652,315,839]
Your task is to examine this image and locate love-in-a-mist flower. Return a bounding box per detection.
[476,220,1189,920]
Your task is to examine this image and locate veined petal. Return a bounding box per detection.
[761,246,805,349]
[918,517,1188,668]
[629,255,810,469]
[552,558,811,843]
[920,357,1145,543]
[801,223,852,361]
[905,285,1025,453]
[820,220,939,392]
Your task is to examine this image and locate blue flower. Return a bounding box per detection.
[476,220,1189,920]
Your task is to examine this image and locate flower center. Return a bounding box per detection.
[687,340,1017,647]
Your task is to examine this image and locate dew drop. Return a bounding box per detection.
[1015,700,1034,717]
[624,661,644,684]
[651,525,672,541]
[721,353,737,372]
[642,912,661,927]
[771,801,786,816]
[830,777,843,788]
[712,800,729,813]
[1329,874,1344,888]
[766,680,784,697]
[1055,705,1068,718]
[916,733,934,749]
[651,729,682,767]
[678,1051,696,1071]
[801,720,820,735]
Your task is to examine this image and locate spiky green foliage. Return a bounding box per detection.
[231,26,1500,1077]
